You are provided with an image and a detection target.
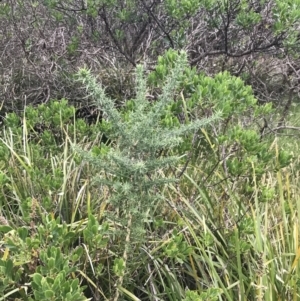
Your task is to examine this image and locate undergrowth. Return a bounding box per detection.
[0,50,299,301]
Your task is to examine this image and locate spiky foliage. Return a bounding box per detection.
[76,51,221,225]
[76,51,221,299]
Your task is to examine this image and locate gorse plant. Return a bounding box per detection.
[76,51,221,299]
[76,51,220,225]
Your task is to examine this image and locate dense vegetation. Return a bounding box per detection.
[1,0,300,300]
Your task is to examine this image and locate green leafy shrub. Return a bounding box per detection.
[147,49,292,205]
[0,99,108,222]
[0,217,92,300]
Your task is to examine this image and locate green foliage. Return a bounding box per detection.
[113,258,126,277]
[0,48,298,301]
[163,230,193,264]
[0,99,108,222]
[183,288,223,301]
[148,49,289,200]
[4,99,104,152]
[165,0,202,19]
[30,246,88,301]
[76,51,220,226]
[31,272,85,301]
[236,9,262,29]
[76,51,220,299]
[67,36,80,55]
[83,214,109,251]
[0,216,92,300]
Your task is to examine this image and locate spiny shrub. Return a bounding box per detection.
[75,50,221,300]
